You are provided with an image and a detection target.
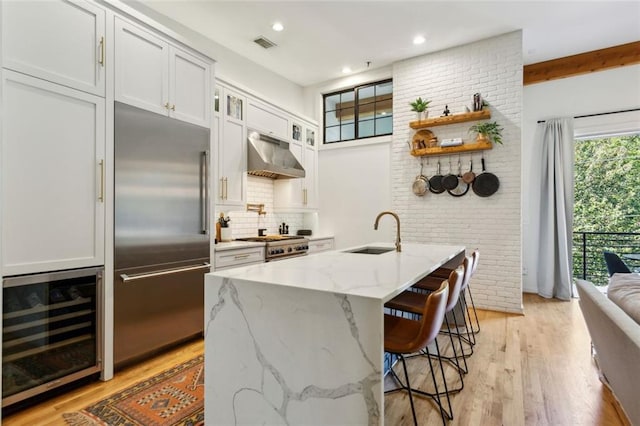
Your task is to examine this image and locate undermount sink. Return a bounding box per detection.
[344,246,395,255]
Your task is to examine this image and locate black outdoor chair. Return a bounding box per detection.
[603,251,631,277]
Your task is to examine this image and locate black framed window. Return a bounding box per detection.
[323,79,392,144]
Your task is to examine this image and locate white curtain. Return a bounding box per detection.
[531,118,575,300]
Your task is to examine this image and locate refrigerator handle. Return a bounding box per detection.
[120,263,211,283]
[201,151,209,234]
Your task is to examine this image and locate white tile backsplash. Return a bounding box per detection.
[216,176,304,239]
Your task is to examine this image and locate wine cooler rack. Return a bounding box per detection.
[2,267,102,407]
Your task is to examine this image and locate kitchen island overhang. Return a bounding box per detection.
[204,242,465,425]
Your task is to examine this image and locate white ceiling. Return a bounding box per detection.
[140,1,640,87]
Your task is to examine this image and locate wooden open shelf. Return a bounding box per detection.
[409,109,491,129]
[410,139,493,157]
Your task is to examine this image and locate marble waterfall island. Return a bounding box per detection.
[204,242,464,425]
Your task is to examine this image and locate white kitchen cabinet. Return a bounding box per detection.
[1,0,106,97]
[114,17,211,127]
[169,46,211,127]
[274,141,305,209]
[303,143,317,208]
[215,86,246,207]
[247,99,289,139]
[274,126,318,210]
[1,70,105,276]
[214,246,265,271]
[308,238,335,254]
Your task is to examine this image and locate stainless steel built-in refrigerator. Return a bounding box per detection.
[114,102,210,368]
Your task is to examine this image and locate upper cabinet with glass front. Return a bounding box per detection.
[323,79,392,144]
[226,92,244,122]
[306,127,316,146]
[292,122,303,143]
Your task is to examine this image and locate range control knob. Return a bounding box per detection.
[288,247,293,253]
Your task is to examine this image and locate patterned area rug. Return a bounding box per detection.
[63,356,204,426]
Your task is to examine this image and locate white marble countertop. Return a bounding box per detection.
[209,242,464,302]
[213,241,265,251]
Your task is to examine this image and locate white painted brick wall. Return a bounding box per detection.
[392,32,523,313]
[216,176,304,239]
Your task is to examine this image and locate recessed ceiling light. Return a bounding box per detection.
[272,22,284,32]
[342,66,352,74]
[413,35,426,45]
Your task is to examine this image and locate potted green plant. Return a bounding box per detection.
[409,97,431,121]
[469,121,504,145]
[217,213,232,242]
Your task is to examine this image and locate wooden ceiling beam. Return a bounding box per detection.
[523,41,640,86]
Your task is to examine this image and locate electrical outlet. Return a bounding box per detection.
[522,267,528,275]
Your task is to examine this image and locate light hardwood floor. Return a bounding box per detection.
[3,293,625,425]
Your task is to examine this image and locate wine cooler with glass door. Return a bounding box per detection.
[2,267,102,407]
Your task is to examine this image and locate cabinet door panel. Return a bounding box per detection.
[247,101,288,139]
[304,145,317,208]
[170,47,210,128]
[1,0,106,96]
[220,118,246,206]
[114,18,168,116]
[274,142,304,209]
[1,71,105,275]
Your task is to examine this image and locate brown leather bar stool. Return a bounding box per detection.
[384,281,450,426]
[387,264,468,385]
[416,255,476,350]
[431,250,480,338]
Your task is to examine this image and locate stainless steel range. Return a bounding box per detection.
[235,236,309,261]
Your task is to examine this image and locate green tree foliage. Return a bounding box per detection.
[574,134,640,232]
[573,134,640,284]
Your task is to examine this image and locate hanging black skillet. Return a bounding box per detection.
[472,154,500,197]
[442,159,459,191]
[429,160,446,194]
[447,158,469,197]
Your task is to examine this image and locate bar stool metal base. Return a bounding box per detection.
[385,340,452,425]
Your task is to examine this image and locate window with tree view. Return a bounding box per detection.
[573,132,640,284]
[323,80,392,144]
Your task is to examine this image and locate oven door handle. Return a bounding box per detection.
[267,252,308,262]
[120,263,210,283]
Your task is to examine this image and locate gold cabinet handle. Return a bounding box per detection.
[224,177,228,200]
[98,159,105,202]
[164,102,170,109]
[171,104,176,111]
[99,37,105,66]
[234,254,250,260]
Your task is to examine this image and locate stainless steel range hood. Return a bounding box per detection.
[247,129,305,179]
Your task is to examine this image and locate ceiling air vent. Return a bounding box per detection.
[253,36,277,49]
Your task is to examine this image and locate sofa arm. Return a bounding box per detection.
[575,279,640,424]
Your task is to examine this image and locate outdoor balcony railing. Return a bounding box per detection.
[573,231,640,285]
